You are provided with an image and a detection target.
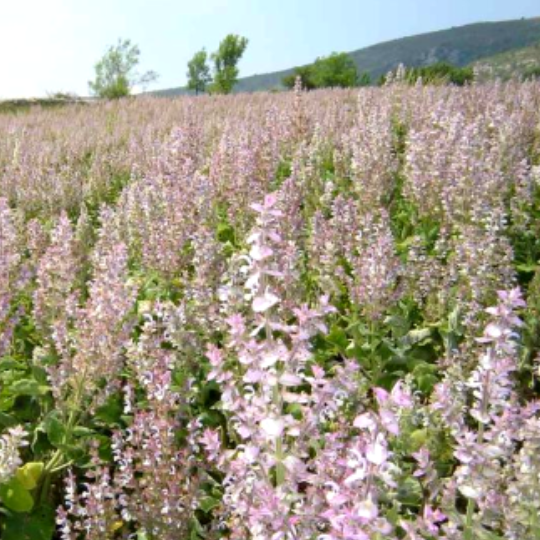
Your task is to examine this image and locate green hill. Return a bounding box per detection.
[472,42,540,80]
[153,16,540,96]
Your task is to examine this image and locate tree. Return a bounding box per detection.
[211,34,248,94]
[406,62,473,86]
[283,53,359,90]
[187,49,212,95]
[89,38,158,99]
[378,62,474,86]
[358,72,371,87]
[282,66,317,90]
[311,53,358,88]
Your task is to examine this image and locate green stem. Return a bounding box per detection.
[272,384,285,487]
[464,371,489,539]
[40,370,88,504]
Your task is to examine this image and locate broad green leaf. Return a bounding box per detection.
[9,379,50,397]
[516,263,538,273]
[0,358,21,371]
[95,393,123,425]
[2,504,55,540]
[401,328,432,346]
[72,426,95,437]
[0,477,34,513]
[15,463,44,490]
[0,412,17,428]
[199,496,220,513]
[325,326,348,351]
[43,412,66,447]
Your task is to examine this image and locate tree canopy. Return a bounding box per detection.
[283,53,359,90]
[89,39,158,99]
[187,49,212,95]
[211,35,249,94]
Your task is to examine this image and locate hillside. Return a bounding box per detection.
[153,16,540,96]
[472,42,540,80]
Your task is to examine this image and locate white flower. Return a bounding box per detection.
[260,418,284,438]
[252,292,280,313]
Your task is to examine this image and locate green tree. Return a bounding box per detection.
[211,34,248,94]
[282,66,317,90]
[311,52,358,88]
[187,49,212,95]
[405,62,473,86]
[358,71,371,87]
[283,53,359,90]
[89,38,158,99]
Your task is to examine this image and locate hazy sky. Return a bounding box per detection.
[1,0,538,98]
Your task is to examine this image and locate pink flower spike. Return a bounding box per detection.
[390,381,413,407]
[279,373,303,386]
[373,387,390,405]
[354,413,377,431]
[250,245,274,261]
[264,193,278,208]
[252,292,280,312]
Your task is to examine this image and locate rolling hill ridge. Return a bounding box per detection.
[154,16,540,96]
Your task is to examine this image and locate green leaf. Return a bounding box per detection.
[401,328,432,347]
[0,358,21,371]
[72,426,95,438]
[0,477,34,513]
[0,412,17,428]
[9,379,50,397]
[43,412,66,447]
[516,263,538,273]
[199,496,220,513]
[15,463,44,490]
[2,504,55,540]
[395,477,422,508]
[325,325,348,351]
[94,393,123,425]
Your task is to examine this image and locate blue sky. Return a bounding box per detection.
[1,0,538,98]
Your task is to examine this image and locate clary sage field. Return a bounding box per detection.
[0,81,540,540]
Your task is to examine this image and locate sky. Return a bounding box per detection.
[0,0,539,98]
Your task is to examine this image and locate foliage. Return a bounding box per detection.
[406,62,474,86]
[88,38,158,99]
[523,65,540,80]
[283,52,358,90]
[379,62,474,86]
[186,49,212,95]
[358,71,371,86]
[210,34,248,94]
[0,81,539,539]
[311,52,359,87]
[282,65,317,90]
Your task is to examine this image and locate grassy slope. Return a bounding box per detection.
[472,41,540,79]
